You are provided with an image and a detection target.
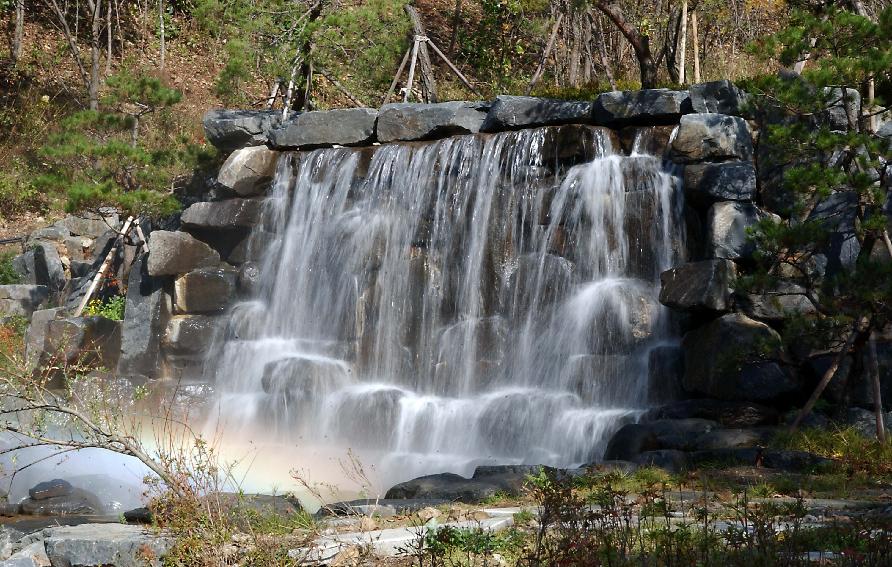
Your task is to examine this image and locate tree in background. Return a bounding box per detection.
[34,69,210,217]
[743,2,892,435]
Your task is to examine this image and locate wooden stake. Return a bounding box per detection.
[404,38,420,103]
[426,39,481,97]
[869,333,887,443]
[526,14,564,96]
[384,46,413,105]
[405,6,437,103]
[678,0,688,84]
[75,216,134,317]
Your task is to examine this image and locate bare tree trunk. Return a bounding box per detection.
[448,0,462,55]
[43,0,92,97]
[568,13,580,87]
[12,0,24,65]
[691,11,700,83]
[593,13,616,90]
[114,0,123,62]
[405,6,437,103]
[869,333,887,443]
[677,0,688,84]
[89,0,102,110]
[106,0,113,75]
[594,1,657,88]
[527,14,564,95]
[158,0,165,71]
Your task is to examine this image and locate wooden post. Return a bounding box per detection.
[527,13,564,96]
[384,46,413,105]
[869,334,887,442]
[404,38,420,103]
[405,6,437,103]
[691,11,700,83]
[75,216,135,317]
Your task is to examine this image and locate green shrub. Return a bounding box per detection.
[83,295,126,321]
[0,252,21,285]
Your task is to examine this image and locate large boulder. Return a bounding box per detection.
[146,231,220,277]
[592,89,691,127]
[707,201,772,260]
[163,315,222,356]
[216,146,280,197]
[54,211,120,239]
[734,282,816,322]
[820,87,860,131]
[376,101,488,142]
[690,80,749,116]
[384,472,521,503]
[669,113,754,163]
[603,423,659,461]
[632,450,689,473]
[681,313,797,403]
[659,259,736,312]
[683,161,756,205]
[268,108,378,149]
[117,254,171,380]
[42,316,122,374]
[180,199,263,231]
[604,419,719,459]
[174,267,237,314]
[202,109,282,152]
[19,486,101,516]
[0,285,49,317]
[807,191,860,275]
[481,96,592,131]
[13,242,66,292]
[24,307,64,370]
[42,523,170,567]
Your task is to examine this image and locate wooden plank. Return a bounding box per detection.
[405,5,437,102]
[384,46,413,105]
[404,38,420,103]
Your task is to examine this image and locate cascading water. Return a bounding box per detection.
[206,125,684,487]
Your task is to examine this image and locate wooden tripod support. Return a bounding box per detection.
[74,216,146,317]
[384,34,481,105]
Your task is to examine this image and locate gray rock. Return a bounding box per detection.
[647,345,684,402]
[659,259,736,311]
[384,472,517,503]
[0,285,49,317]
[42,523,170,567]
[117,254,171,380]
[592,89,691,127]
[820,87,860,131]
[24,308,64,371]
[163,315,222,355]
[236,262,261,295]
[844,407,892,438]
[13,243,66,293]
[471,465,544,494]
[690,80,749,116]
[646,399,779,428]
[146,231,220,277]
[202,109,282,152]
[693,428,773,450]
[29,226,70,242]
[268,108,378,149]
[28,479,73,501]
[669,113,754,163]
[681,313,797,403]
[806,191,861,275]
[63,236,92,263]
[761,450,833,473]
[632,450,688,473]
[174,267,237,314]
[42,317,122,375]
[707,201,774,260]
[481,95,593,132]
[1,541,50,567]
[735,282,816,321]
[688,448,760,467]
[180,199,263,230]
[603,423,659,461]
[684,161,756,205]
[54,212,120,239]
[377,101,488,142]
[19,487,100,516]
[216,146,280,197]
[261,356,352,402]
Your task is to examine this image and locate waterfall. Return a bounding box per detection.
[206,125,684,484]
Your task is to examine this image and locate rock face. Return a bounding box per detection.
[684,161,756,204]
[146,231,220,277]
[384,467,533,503]
[42,316,122,373]
[24,308,64,370]
[690,80,749,115]
[707,201,768,260]
[681,313,797,403]
[659,259,736,311]
[481,96,592,131]
[13,243,66,293]
[646,399,779,427]
[669,113,753,163]
[592,89,691,127]
[54,211,120,239]
[735,282,815,321]
[217,146,280,197]
[117,255,170,380]
[180,199,263,230]
[174,267,237,314]
[269,108,378,149]
[203,109,282,152]
[376,101,488,142]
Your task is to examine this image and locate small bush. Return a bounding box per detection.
[83,295,126,320]
[0,252,21,285]
[771,426,892,477]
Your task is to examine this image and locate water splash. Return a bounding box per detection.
[205,125,684,485]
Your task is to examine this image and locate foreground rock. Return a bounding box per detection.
[0,286,49,318]
[377,101,488,142]
[180,199,263,231]
[659,259,736,312]
[146,231,220,277]
[216,146,279,197]
[684,161,756,204]
[592,89,690,127]
[385,465,540,503]
[41,317,122,375]
[690,80,749,115]
[269,108,378,149]
[669,113,754,163]
[117,255,170,380]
